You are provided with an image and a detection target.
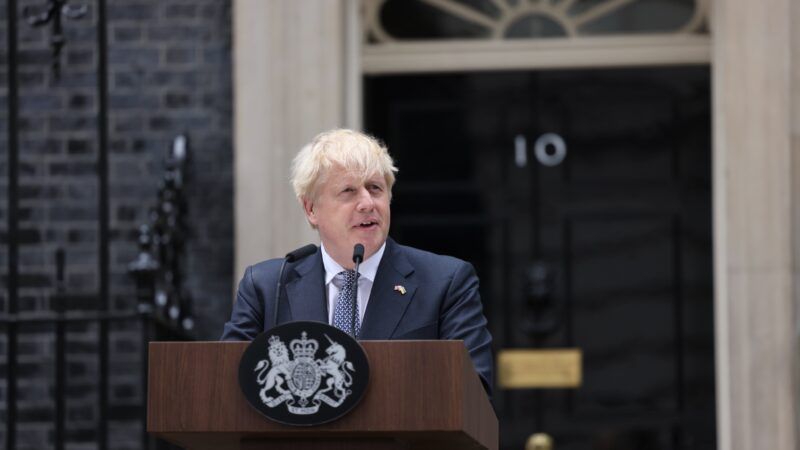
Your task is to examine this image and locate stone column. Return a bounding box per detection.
[712,0,799,448]
[232,0,352,278]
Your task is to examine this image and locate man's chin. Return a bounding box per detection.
[350,231,387,257]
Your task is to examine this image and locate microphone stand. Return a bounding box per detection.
[351,244,365,339]
[273,244,318,330]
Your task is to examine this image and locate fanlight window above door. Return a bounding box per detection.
[363,0,709,42]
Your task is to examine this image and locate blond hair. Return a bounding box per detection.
[291,129,398,202]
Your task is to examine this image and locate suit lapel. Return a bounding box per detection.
[359,239,418,339]
[284,251,328,323]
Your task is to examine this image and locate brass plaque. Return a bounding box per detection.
[498,348,582,389]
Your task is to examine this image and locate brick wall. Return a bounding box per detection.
[0,0,234,448]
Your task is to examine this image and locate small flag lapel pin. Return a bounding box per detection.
[393,285,407,295]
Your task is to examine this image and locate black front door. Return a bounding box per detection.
[365,67,715,450]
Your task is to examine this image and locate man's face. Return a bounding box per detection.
[303,165,391,268]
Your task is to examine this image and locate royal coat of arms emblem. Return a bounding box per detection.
[256,332,355,414]
[239,321,370,426]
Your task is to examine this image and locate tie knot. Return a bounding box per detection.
[334,270,358,288]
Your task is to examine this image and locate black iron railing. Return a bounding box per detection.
[1,134,193,449]
[2,0,195,448]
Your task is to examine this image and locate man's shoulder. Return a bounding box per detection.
[243,252,320,284]
[392,241,470,272]
[248,257,284,272]
[242,257,284,283]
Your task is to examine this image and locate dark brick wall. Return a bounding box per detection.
[0,0,234,448]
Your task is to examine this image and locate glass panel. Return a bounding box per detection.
[375,0,491,40]
[571,0,702,35]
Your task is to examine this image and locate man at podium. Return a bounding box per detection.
[221,129,493,393]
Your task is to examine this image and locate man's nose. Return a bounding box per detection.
[356,187,374,212]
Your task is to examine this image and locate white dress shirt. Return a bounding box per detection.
[321,242,386,325]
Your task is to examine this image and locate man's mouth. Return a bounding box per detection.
[355,220,378,229]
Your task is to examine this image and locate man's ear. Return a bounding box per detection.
[302,197,318,226]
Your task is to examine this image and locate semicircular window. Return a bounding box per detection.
[364,0,708,42]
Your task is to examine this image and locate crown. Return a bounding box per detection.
[267,335,286,355]
[290,332,318,358]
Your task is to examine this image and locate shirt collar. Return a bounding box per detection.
[321,241,386,285]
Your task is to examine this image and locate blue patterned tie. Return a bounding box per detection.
[332,270,360,336]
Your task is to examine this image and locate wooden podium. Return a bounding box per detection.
[148,341,497,450]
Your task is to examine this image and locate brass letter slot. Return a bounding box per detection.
[497,348,582,389]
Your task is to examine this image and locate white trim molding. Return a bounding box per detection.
[712,0,799,448]
[363,34,710,74]
[233,0,354,279]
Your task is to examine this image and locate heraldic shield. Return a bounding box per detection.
[238,321,370,426]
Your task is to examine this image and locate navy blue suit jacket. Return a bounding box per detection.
[221,238,494,394]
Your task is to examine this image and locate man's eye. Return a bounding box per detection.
[369,184,383,191]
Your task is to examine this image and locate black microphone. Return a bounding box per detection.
[352,244,365,264]
[286,244,318,262]
[350,244,365,339]
[273,244,318,329]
